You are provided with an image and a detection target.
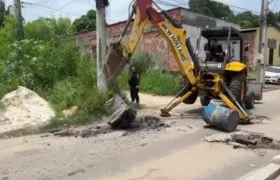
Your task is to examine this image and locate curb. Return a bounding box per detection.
[237,155,280,180]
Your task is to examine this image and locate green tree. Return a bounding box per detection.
[0,0,11,27]
[72,9,96,33]
[231,11,260,29]
[188,0,234,20]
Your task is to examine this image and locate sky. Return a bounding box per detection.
[3,0,280,24]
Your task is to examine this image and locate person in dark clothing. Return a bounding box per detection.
[128,67,140,103]
[209,39,224,62]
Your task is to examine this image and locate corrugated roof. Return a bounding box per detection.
[241,27,258,32]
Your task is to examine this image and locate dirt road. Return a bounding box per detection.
[1,86,280,180]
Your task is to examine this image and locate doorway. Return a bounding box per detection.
[269,48,274,65]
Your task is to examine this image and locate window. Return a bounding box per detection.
[266,67,280,73]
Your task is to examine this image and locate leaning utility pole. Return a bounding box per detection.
[96,0,109,93]
[257,0,268,86]
[14,0,24,39]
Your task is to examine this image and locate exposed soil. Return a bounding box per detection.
[51,115,171,138]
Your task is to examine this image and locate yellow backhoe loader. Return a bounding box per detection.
[103,0,262,131]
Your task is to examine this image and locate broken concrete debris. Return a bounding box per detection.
[106,94,137,129]
[52,95,171,138]
[204,133,232,143]
[205,131,280,150]
[105,94,170,130]
[52,115,170,138]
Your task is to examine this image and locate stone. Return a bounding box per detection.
[232,132,257,146]
[62,106,78,117]
[204,133,232,143]
[228,142,247,149]
[273,155,280,165]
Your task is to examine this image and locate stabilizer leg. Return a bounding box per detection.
[160,87,197,117]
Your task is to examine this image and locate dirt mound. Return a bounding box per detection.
[52,115,170,138]
[0,86,55,133]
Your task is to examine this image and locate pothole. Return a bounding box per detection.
[205,131,280,151]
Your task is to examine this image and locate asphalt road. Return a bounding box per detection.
[1,85,280,180]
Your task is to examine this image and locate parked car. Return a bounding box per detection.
[265,66,280,85]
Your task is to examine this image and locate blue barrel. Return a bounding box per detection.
[203,103,239,132]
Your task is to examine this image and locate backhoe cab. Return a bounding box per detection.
[189,27,259,111]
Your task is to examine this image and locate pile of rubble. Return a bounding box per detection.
[52,115,170,138]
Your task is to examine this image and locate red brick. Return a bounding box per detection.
[242,32,256,67]
[74,8,183,71]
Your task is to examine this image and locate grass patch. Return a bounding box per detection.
[248,69,257,79]
[118,69,180,96]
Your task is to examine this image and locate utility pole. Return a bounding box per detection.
[257,0,268,86]
[14,0,24,40]
[96,0,109,93]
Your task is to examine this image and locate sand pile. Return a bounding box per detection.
[0,86,55,133]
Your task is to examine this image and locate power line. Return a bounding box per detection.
[58,0,77,10]
[155,0,260,15]
[88,0,95,6]
[271,0,279,11]
[211,0,260,14]
[25,0,51,5]
[22,1,82,17]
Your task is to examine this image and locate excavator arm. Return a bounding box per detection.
[103,0,198,87]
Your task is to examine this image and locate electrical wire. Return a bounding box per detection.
[207,0,260,14]
[271,0,279,11]
[22,2,82,17]
[23,0,51,6]
[58,0,77,10]
[155,0,260,15]
[88,0,94,6]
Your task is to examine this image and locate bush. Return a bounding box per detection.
[0,16,112,129]
[131,51,153,73]
[140,69,180,96]
[118,68,180,96]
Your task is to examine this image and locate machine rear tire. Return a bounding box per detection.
[200,96,210,106]
[179,79,198,104]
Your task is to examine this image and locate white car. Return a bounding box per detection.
[265,66,280,85]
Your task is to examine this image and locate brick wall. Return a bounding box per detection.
[74,8,182,70]
[242,31,256,67]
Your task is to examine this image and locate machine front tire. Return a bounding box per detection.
[229,78,243,107]
[179,79,198,104]
[200,96,211,106]
[244,91,255,109]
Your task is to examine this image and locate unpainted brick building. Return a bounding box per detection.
[74,7,240,71]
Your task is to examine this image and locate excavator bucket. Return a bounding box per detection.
[103,46,128,87]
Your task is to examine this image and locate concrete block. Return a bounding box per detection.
[237,163,280,180]
[204,133,232,143]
